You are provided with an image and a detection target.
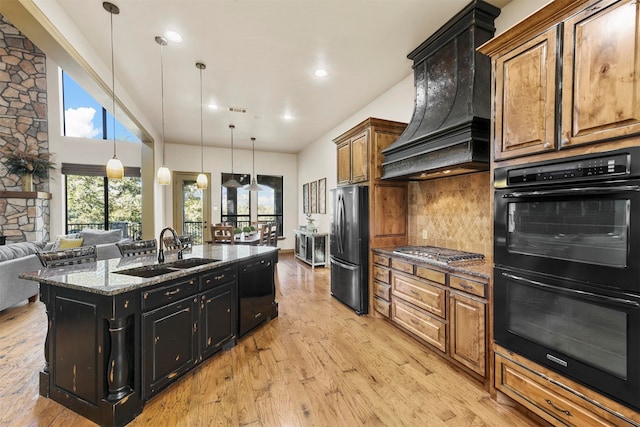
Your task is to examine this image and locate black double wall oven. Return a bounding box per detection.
[494,147,640,411]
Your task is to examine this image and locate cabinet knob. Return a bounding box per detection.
[543,142,550,149]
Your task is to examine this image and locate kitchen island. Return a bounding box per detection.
[20,244,278,427]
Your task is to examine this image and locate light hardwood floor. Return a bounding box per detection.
[0,253,540,426]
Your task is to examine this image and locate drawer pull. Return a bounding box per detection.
[206,279,211,284]
[545,399,572,417]
[165,288,181,296]
[458,282,474,290]
[215,275,225,280]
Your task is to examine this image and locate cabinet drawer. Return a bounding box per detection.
[450,275,486,298]
[373,296,390,318]
[391,297,446,353]
[373,280,390,301]
[142,277,198,311]
[415,266,445,285]
[391,272,446,318]
[372,254,390,267]
[391,258,414,274]
[201,266,236,290]
[373,265,390,284]
[495,354,620,427]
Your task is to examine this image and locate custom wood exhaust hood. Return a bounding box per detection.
[381,0,500,180]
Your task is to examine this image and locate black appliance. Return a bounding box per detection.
[330,185,369,315]
[238,255,275,336]
[494,147,640,410]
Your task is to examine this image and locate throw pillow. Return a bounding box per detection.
[80,229,122,246]
[58,237,84,249]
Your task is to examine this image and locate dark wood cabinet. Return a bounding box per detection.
[142,295,199,398]
[200,282,236,359]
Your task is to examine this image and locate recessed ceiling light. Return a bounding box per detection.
[283,114,293,120]
[207,103,218,110]
[165,30,183,43]
[314,68,328,78]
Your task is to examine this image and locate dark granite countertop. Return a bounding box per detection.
[19,245,278,296]
[372,247,491,281]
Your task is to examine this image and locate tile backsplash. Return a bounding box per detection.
[408,172,492,260]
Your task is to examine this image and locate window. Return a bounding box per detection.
[62,71,140,142]
[63,163,142,240]
[257,175,283,237]
[221,173,250,229]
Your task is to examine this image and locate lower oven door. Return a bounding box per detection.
[495,266,640,410]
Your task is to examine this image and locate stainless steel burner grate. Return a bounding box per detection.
[393,246,485,264]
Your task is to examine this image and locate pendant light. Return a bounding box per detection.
[196,62,208,189]
[155,35,171,185]
[102,1,124,179]
[244,137,264,192]
[103,2,124,179]
[222,124,241,188]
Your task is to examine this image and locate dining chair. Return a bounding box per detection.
[258,223,270,246]
[37,245,97,268]
[211,225,234,245]
[268,223,279,247]
[163,234,192,250]
[116,239,157,257]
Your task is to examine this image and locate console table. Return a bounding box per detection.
[294,230,328,268]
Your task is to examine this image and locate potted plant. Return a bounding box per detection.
[2,145,55,192]
[242,226,252,237]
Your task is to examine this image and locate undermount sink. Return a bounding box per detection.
[114,258,221,278]
[166,258,220,269]
[115,265,178,278]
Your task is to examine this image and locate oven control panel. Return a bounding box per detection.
[504,152,631,186]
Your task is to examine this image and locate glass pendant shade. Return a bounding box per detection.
[196,173,208,189]
[156,166,171,185]
[222,176,242,188]
[245,178,263,192]
[106,157,124,179]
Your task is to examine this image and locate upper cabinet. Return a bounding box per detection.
[480,0,640,162]
[334,118,406,185]
[336,130,370,185]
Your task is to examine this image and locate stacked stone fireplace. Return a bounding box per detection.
[0,14,50,243]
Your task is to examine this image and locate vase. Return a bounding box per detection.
[21,174,34,192]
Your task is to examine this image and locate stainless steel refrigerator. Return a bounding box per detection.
[330,184,368,315]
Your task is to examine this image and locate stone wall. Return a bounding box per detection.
[0,14,50,243]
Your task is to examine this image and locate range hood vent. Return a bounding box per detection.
[382,0,500,180]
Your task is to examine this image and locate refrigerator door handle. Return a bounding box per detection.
[331,256,359,271]
[338,194,346,253]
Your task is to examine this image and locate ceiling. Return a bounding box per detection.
[48,0,510,153]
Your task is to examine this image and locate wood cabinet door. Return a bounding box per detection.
[494,27,557,160]
[561,0,640,148]
[336,141,351,185]
[142,296,199,398]
[350,131,369,183]
[200,283,236,359]
[449,292,486,376]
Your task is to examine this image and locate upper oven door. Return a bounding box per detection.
[495,180,640,293]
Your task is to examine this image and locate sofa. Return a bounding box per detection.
[0,229,129,312]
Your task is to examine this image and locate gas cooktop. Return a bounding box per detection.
[393,246,485,264]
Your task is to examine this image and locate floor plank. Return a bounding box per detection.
[0,253,540,426]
